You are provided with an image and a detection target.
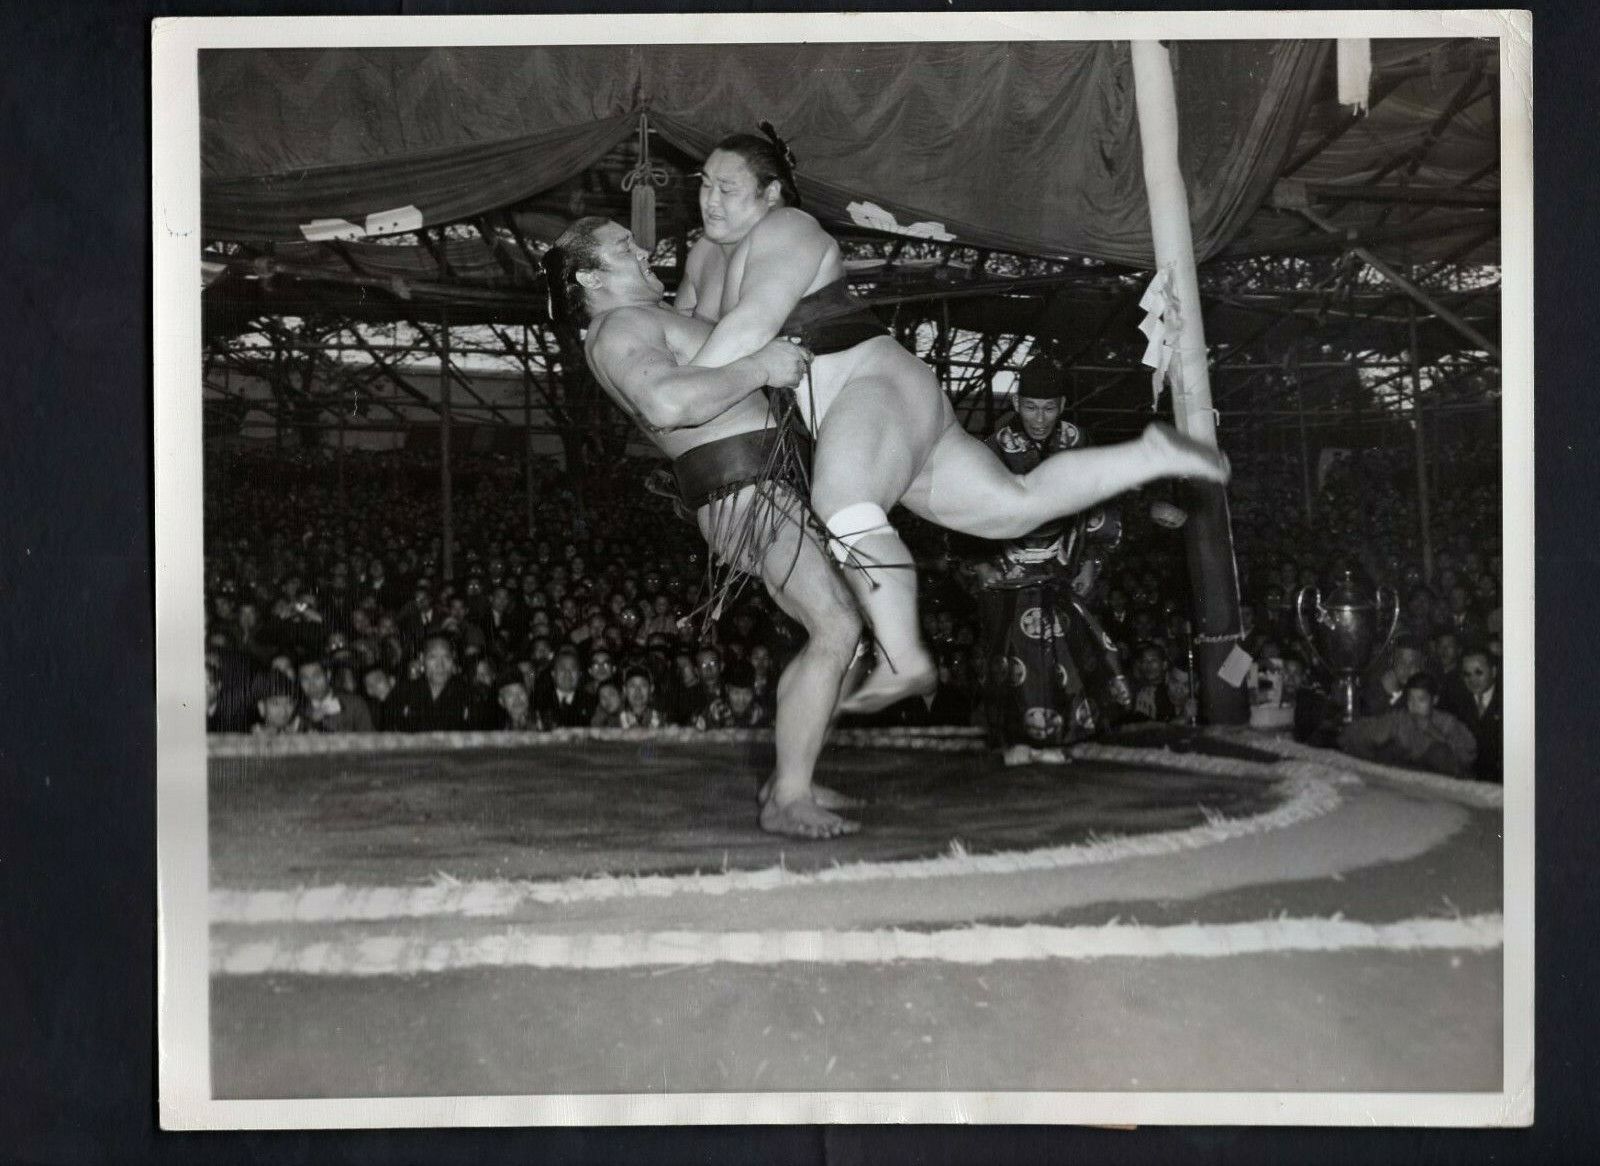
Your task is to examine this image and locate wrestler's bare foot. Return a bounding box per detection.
[836,655,938,716]
[759,776,865,811]
[759,793,861,839]
[1142,422,1231,485]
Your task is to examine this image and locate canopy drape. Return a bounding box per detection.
[201,41,1329,264]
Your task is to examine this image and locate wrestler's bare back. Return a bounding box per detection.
[584,304,782,459]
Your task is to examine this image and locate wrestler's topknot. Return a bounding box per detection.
[544,216,610,329]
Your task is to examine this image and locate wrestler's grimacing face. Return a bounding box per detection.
[699,151,778,245]
[592,221,662,297]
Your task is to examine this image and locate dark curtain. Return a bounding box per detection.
[202,113,636,243]
[200,41,1329,263]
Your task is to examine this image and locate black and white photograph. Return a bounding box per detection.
[153,11,1533,1128]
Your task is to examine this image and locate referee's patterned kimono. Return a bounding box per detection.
[980,414,1125,748]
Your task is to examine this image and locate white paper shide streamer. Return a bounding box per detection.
[1138,265,1182,408]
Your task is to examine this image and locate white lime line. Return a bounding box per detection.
[211,913,1503,977]
[1200,729,1505,809]
[208,724,987,759]
[211,772,1343,924]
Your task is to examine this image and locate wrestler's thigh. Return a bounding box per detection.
[898,423,1027,537]
[695,485,762,567]
[810,375,940,516]
[754,490,858,633]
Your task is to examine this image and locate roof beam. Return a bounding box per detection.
[1217,208,1495,260]
[1295,205,1500,360]
[406,319,518,426]
[485,324,575,429]
[417,228,455,280]
[475,217,523,282]
[1298,182,1497,208]
[1280,65,1414,179]
[1365,62,1489,190]
[339,325,449,419]
[501,210,546,277]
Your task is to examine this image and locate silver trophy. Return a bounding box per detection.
[1293,562,1401,725]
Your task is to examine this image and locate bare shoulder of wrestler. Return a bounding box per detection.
[592,305,665,346]
[588,310,665,379]
[678,240,710,295]
[683,233,719,269]
[751,205,831,251]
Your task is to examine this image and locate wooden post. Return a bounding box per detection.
[332,328,345,514]
[220,361,230,499]
[439,311,455,582]
[1296,375,1314,524]
[336,409,346,516]
[982,332,997,432]
[271,325,284,456]
[1409,304,1435,583]
[1131,40,1249,725]
[524,324,536,539]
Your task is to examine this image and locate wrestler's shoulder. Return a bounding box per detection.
[684,233,720,261]
[682,235,717,276]
[751,205,829,244]
[586,305,672,352]
[590,304,670,335]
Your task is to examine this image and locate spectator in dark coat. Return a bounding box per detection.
[390,635,478,733]
[536,646,595,729]
[495,674,538,732]
[1456,647,1504,782]
[361,665,397,731]
[298,659,374,733]
[205,662,254,732]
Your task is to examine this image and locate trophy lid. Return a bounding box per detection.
[1326,559,1374,589]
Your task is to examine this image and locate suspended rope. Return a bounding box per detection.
[621,111,669,253]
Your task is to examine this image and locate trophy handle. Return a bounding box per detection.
[1375,584,1402,661]
[1293,586,1333,677]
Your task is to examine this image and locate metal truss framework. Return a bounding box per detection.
[201,38,1500,579]
[203,230,1498,443]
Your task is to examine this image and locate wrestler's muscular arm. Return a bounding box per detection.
[589,310,808,431]
[688,209,831,369]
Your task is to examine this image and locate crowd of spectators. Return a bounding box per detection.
[1074,439,1505,779]
[202,445,959,740]
[203,429,1504,780]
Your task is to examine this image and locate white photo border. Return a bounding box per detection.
[154,8,1534,1130]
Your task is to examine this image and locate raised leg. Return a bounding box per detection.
[899,421,1229,541]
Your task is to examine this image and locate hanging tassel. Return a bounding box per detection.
[623,111,668,254]
[1336,39,1372,113]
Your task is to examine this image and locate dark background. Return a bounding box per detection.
[0,2,1591,1162]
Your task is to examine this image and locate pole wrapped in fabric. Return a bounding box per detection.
[1131,40,1249,727]
[1337,39,1373,112]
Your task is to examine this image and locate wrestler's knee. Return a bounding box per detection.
[802,585,863,658]
[807,613,862,668]
[811,474,899,519]
[822,502,895,565]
